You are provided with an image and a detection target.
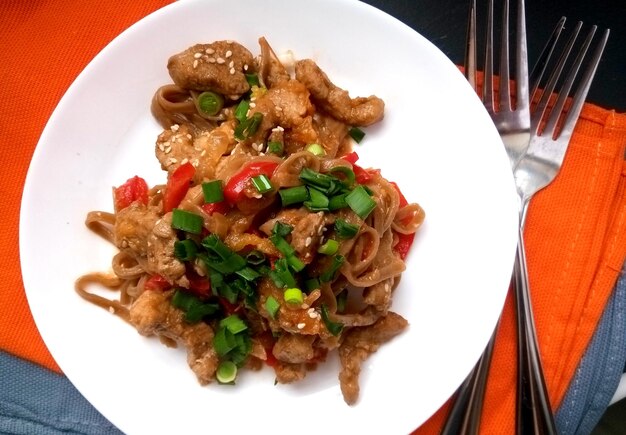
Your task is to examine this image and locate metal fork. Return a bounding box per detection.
[514,20,609,434]
[443,4,610,433]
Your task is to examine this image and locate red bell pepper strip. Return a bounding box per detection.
[341,151,379,184]
[223,161,279,204]
[144,274,172,291]
[163,162,195,213]
[114,176,149,210]
[201,201,230,216]
[389,181,415,260]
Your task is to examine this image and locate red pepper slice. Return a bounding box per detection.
[163,162,195,213]
[144,274,171,291]
[223,161,279,204]
[389,181,415,260]
[201,201,230,216]
[184,267,211,298]
[341,151,379,184]
[114,176,149,210]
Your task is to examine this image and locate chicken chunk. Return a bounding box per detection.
[146,212,185,283]
[167,41,255,97]
[129,290,219,385]
[114,203,160,256]
[295,59,384,126]
[338,311,408,405]
[272,333,315,364]
[260,209,326,263]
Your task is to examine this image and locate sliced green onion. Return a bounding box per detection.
[265,296,280,319]
[245,250,266,265]
[304,187,329,211]
[216,360,238,384]
[201,235,247,274]
[267,141,284,156]
[299,168,336,192]
[174,239,198,261]
[329,166,356,188]
[279,185,309,206]
[202,180,224,203]
[272,221,293,237]
[328,193,348,211]
[220,314,248,334]
[284,288,304,305]
[306,143,325,156]
[345,185,377,219]
[171,289,218,323]
[235,266,260,282]
[213,327,236,356]
[196,91,224,117]
[317,239,339,255]
[334,219,359,239]
[245,73,260,87]
[320,304,344,336]
[234,100,250,123]
[349,126,366,143]
[251,174,273,194]
[286,254,305,272]
[234,112,263,140]
[336,290,348,313]
[270,234,296,257]
[304,277,321,292]
[320,255,345,283]
[268,258,296,288]
[171,209,204,234]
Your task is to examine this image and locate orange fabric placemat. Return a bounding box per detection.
[1,1,625,434]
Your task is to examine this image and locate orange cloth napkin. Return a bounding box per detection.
[1,1,625,434]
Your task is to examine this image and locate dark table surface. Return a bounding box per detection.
[363,0,625,112]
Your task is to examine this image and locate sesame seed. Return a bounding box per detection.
[229,67,235,75]
[192,159,199,167]
[275,106,283,112]
[205,48,215,54]
[186,133,192,140]
[164,146,172,154]
[200,150,207,157]
[244,64,249,71]
[249,102,256,108]
[193,59,199,68]
[228,60,234,68]
[226,40,233,44]
[109,307,115,314]
[171,124,180,132]
[168,158,178,164]
[194,52,203,59]
[158,143,165,151]
[180,158,189,165]
[207,57,216,63]
[225,50,232,58]
[305,236,312,247]
[177,138,183,144]
[216,57,225,64]
[308,311,317,319]
[297,323,305,329]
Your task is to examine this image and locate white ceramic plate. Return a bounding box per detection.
[20,0,519,433]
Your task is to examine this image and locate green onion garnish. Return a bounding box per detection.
[251,174,273,194]
[213,327,236,356]
[283,288,304,305]
[334,219,359,238]
[171,289,219,323]
[345,185,377,219]
[272,221,293,237]
[235,266,261,282]
[317,239,339,255]
[268,258,297,288]
[245,73,260,87]
[202,180,224,203]
[304,277,321,292]
[265,296,280,319]
[216,360,238,384]
[320,304,344,336]
[196,91,224,117]
[234,112,263,140]
[201,235,247,274]
[328,193,348,211]
[304,187,329,212]
[174,239,198,261]
[320,255,345,283]
[336,290,348,313]
[171,209,204,234]
[305,143,325,156]
[348,127,366,143]
[267,141,284,156]
[234,100,250,123]
[245,250,266,265]
[329,166,356,188]
[279,185,309,206]
[220,314,248,334]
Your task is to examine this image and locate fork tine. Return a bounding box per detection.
[464,0,478,91]
[513,0,529,114]
[556,28,610,140]
[498,0,511,110]
[483,0,495,112]
[529,17,566,102]
[530,21,582,134]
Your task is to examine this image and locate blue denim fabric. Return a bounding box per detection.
[556,263,626,435]
[0,351,123,435]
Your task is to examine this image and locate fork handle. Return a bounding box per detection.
[514,226,557,434]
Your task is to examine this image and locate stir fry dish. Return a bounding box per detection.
[76,37,425,405]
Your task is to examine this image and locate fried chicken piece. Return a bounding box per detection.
[338,311,408,405]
